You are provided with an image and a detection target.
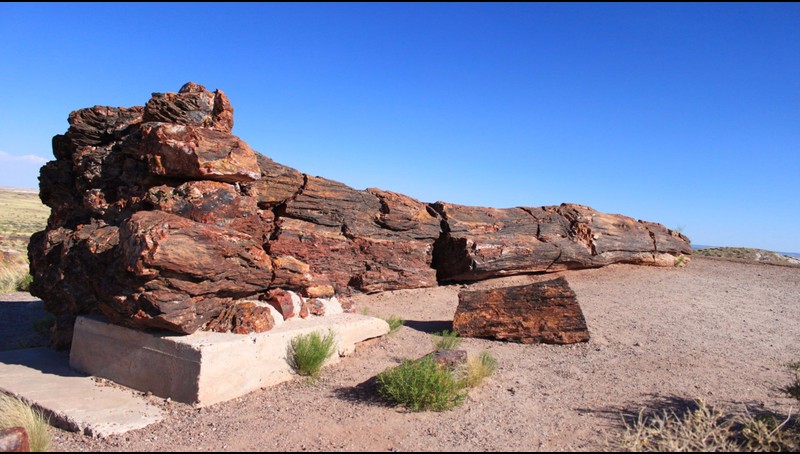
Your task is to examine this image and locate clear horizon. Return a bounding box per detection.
[1,3,797,252]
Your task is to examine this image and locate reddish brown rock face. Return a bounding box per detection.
[29,82,691,347]
[142,81,234,133]
[136,123,260,183]
[453,277,590,344]
[204,301,275,335]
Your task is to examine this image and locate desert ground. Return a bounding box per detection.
[1,255,796,451]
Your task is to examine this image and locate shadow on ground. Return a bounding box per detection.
[332,376,394,409]
[582,393,797,431]
[0,298,50,351]
[403,320,453,334]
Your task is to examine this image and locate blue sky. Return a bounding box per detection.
[1,3,798,251]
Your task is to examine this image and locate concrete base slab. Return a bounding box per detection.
[0,348,163,438]
[70,313,389,406]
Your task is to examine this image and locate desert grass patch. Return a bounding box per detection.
[382,315,405,333]
[739,411,799,452]
[0,393,51,452]
[462,351,498,388]
[0,262,30,293]
[614,399,799,452]
[432,330,461,350]
[376,356,466,412]
[287,330,337,379]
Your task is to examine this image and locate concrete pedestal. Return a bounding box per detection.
[69,314,389,406]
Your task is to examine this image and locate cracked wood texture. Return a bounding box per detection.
[453,277,590,344]
[29,82,691,348]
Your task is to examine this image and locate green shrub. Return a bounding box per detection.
[377,356,466,412]
[288,330,337,379]
[463,351,497,388]
[382,315,405,333]
[0,393,51,452]
[432,330,461,350]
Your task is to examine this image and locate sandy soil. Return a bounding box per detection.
[7,256,799,451]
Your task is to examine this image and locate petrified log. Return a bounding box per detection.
[432,203,690,281]
[453,277,590,344]
[29,82,690,348]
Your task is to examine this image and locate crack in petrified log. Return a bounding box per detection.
[29,82,691,348]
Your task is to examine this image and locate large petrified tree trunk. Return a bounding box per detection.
[29,82,691,348]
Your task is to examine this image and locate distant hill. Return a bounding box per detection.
[693,247,800,266]
[0,186,38,194]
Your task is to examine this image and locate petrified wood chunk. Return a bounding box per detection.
[430,349,468,370]
[0,427,29,453]
[453,277,590,344]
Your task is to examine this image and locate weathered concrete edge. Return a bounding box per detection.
[70,314,390,406]
[0,348,164,438]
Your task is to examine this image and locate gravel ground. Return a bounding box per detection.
[3,256,799,451]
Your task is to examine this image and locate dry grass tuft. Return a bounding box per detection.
[0,393,51,452]
[462,351,497,388]
[614,399,799,452]
[0,261,31,292]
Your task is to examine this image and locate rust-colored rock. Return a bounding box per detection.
[453,277,590,344]
[265,288,300,320]
[135,123,260,183]
[204,301,275,334]
[269,178,440,293]
[29,82,690,347]
[0,427,29,452]
[116,210,273,333]
[430,349,467,370]
[145,180,272,241]
[307,299,327,316]
[143,81,234,133]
